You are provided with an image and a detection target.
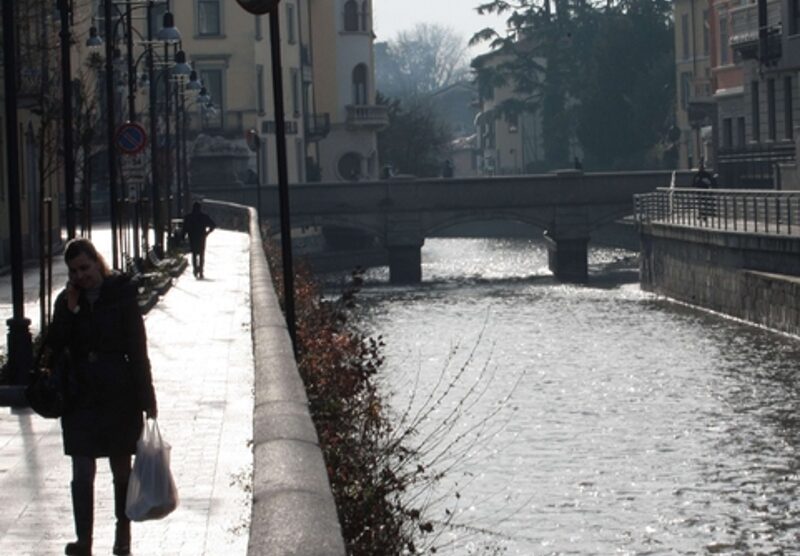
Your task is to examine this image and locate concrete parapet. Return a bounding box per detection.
[202,200,346,556]
[640,222,800,336]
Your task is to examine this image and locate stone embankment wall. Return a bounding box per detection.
[640,223,800,336]
[202,200,346,556]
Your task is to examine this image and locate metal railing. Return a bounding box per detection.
[717,142,795,189]
[345,104,390,129]
[730,0,781,44]
[634,188,800,236]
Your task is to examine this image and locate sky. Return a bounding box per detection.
[372,0,508,55]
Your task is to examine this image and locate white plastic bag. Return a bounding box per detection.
[126,419,179,521]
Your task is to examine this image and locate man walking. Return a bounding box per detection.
[182,201,216,278]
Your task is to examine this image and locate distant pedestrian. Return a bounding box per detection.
[574,156,583,170]
[46,238,158,556]
[182,201,216,279]
[692,159,717,220]
[442,159,454,178]
[381,163,395,179]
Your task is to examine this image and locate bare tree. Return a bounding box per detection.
[376,23,470,99]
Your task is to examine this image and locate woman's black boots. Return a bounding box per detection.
[65,480,93,555]
[113,480,131,555]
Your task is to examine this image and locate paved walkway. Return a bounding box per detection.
[0,229,254,555]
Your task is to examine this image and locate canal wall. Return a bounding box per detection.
[202,200,346,556]
[640,223,800,336]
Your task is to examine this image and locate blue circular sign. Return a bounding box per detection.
[115,122,147,155]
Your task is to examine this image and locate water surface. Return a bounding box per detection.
[334,238,800,555]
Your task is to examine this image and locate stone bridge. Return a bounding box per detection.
[197,170,692,283]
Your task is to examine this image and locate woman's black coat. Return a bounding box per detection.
[47,273,156,457]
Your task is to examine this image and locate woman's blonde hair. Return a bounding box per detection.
[64,238,111,277]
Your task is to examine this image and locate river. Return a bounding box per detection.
[325,236,800,555]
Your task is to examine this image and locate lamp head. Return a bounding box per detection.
[156,12,182,43]
[173,50,192,77]
[187,70,202,91]
[86,26,103,48]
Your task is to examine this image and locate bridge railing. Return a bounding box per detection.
[634,188,800,236]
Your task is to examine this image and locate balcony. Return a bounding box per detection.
[305,113,330,142]
[261,120,299,135]
[692,78,713,101]
[345,104,389,130]
[729,0,782,63]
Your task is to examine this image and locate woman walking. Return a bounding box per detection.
[45,238,158,555]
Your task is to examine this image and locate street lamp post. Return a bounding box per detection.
[234,0,296,350]
[2,0,33,385]
[154,12,182,254]
[58,0,77,240]
[104,0,121,269]
[268,7,297,349]
[182,71,201,213]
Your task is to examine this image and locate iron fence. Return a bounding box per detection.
[716,142,795,189]
[634,188,800,236]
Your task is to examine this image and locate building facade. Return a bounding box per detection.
[675,0,800,188]
[309,0,387,182]
[472,47,547,176]
[673,0,715,170]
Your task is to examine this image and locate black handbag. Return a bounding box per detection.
[25,331,70,418]
[25,365,67,418]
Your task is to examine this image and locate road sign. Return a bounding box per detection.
[115,122,148,155]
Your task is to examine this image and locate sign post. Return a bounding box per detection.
[115,122,148,260]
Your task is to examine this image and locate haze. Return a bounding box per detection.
[372,0,506,54]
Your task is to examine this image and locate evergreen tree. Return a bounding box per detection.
[472,0,674,170]
[376,94,452,178]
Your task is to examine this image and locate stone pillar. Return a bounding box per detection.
[543,231,589,282]
[388,244,422,284]
[386,215,424,284]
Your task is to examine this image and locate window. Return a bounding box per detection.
[719,16,729,65]
[199,68,223,129]
[255,15,262,40]
[286,3,296,44]
[681,14,690,60]
[256,65,265,114]
[197,0,222,36]
[723,118,733,148]
[352,64,368,105]
[767,78,776,141]
[680,72,692,109]
[752,81,760,142]
[507,113,519,133]
[344,0,359,32]
[295,138,304,182]
[291,68,300,116]
[792,0,800,35]
[360,1,370,32]
[702,10,709,55]
[785,76,794,140]
[737,117,746,147]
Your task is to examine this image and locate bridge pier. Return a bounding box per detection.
[388,244,422,284]
[543,232,589,282]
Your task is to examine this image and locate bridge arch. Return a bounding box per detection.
[423,210,551,238]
